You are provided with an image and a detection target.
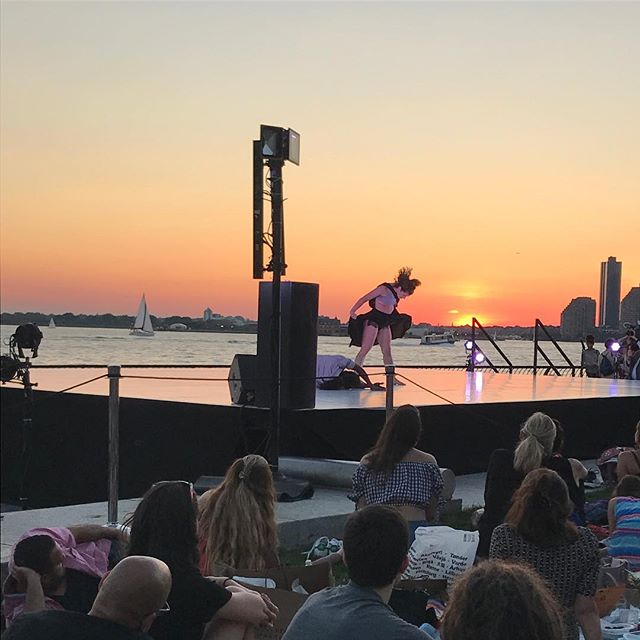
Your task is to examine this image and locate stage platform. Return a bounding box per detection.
[13,366,640,408]
[1,367,638,509]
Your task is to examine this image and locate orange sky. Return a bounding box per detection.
[1,2,638,325]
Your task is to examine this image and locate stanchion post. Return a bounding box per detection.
[107,365,121,526]
[385,364,395,419]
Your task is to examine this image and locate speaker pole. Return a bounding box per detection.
[267,157,285,472]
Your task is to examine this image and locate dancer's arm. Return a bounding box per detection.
[349,286,386,319]
[353,364,384,390]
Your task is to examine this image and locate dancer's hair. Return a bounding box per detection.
[393,267,421,294]
[125,481,199,569]
[615,474,640,498]
[505,468,577,546]
[441,559,564,640]
[513,412,556,474]
[365,404,422,475]
[198,454,278,574]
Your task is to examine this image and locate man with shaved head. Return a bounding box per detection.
[4,556,172,639]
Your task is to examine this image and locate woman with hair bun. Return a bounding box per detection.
[197,455,279,576]
[477,411,580,557]
[348,267,421,370]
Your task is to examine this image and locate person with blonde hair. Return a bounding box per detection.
[198,455,279,575]
[477,411,580,557]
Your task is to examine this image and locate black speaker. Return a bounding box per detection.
[256,281,319,409]
[228,354,258,405]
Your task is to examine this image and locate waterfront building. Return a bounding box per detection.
[620,286,640,328]
[560,297,596,340]
[599,256,622,328]
[203,307,214,321]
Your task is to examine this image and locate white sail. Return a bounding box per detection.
[49,318,56,328]
[131,294,154,336]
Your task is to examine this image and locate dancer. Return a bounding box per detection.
[348,267,421,369]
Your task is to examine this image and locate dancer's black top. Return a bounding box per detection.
[348,283,412,347]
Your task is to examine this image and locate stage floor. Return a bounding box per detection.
[24,367,639,409]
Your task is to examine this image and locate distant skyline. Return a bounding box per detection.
[1,2,639,325]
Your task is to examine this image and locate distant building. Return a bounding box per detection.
[560,297,596,340]
[620,286,640,328]
[203,307,214,321]
[599,256,622,328]
[317,316,348,337]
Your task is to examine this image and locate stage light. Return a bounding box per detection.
[464,340,473,351]
[474,352,485,364]
[259,125,300,164]
[611,342,621,352]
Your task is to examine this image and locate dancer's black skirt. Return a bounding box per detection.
[348,309,413,347]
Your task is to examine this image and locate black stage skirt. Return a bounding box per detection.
[348,309,413,347]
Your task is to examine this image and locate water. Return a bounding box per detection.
[0,325,586,368]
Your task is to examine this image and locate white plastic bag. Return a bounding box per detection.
[402,526,479,582]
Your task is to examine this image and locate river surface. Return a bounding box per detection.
[1,325,587,368]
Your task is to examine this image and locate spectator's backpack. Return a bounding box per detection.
[582,349,600,376]
[599,354,615,377]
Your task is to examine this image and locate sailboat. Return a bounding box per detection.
[130,294,154,337]
[48,317,56,328]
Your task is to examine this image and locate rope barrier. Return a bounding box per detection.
[1,374,109,412]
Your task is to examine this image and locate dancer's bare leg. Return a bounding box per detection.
[378,326,404,385]
[355,322,379,367]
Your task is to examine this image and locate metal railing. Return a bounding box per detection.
[468,317,514,373]
[533,319,577,376]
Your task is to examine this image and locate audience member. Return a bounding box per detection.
[627,341,640,379]
[282,505,426,640]
[617,422,640,478]
[551,420,586,524]
[439,559,565,640]
[619,329,639,377]
[3,556,172,639]
[490,468,601,640]
[606,474,640,571]
[198,454,279,575]
[599,339,618,378]
[2,524,123,626]
[124,480,278,640]
[580,335,600,378]
[349,405,444,542]
[477,411,580,556]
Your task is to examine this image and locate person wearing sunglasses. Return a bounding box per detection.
[3,555,172,639]
[124,480,278,640]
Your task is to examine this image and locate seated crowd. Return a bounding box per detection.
[2,410,638,640]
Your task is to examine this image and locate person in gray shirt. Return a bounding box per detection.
[282,506,426,640]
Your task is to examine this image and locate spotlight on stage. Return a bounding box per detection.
[611,341,621,353]
[464,340,473,351]
[474,352,486,364]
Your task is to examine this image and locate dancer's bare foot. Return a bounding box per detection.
[369,382,385,391]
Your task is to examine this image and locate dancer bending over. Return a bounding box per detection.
[348,267,421,369]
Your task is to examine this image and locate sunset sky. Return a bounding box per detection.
[1,1,638,326]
